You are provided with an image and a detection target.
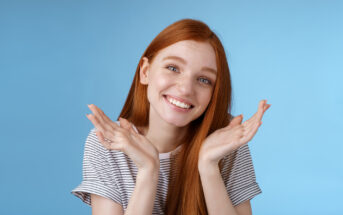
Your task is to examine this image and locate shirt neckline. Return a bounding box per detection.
[131,122,183,160]
[158,144,183,159]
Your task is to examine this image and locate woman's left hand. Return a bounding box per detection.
[198,100,271,167]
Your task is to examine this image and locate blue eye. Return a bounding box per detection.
[166,65,178,72]
[199,77,211,85]
[166,65,212,85]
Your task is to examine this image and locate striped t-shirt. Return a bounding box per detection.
[71,121,262,214]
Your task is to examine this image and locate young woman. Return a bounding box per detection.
[71,18,271,215]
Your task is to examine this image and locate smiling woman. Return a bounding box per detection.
[139,40,217,128]
[71,18,271,215]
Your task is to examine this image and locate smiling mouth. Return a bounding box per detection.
[163,95,194,109]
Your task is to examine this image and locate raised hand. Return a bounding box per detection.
[198,100,271,166]
[86,104,160,171]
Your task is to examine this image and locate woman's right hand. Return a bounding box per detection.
[86,104,160,171]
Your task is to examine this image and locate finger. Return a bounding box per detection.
[88,104,106,123]
[243,108,263,130]
[243,120,258,136]
[229,125,245,138]
[86,113,106,133]
[241,121,260,143]
[248,121,261,140]
[88,104,114,127]
[263,104,271,114]
[88,104,119,131]
[95,130,111,150]
[226,114,243,129]
[93,104,114,123]
[249,100,266,124]
[259,103,270,121]
[88,115,118,146]
[110,119,121,129]
[97,129,125,151]
[87,104,113,131]
[240,101,269,131]
[257,100,266,118]
[95,130,105,141]
[244,106,261,127]
[242,112,259,131]
[242,120,255,133]
[119,117,136,134]
[87,113,118,144]
[223,130,246,152]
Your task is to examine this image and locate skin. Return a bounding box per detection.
[198,100,270,215]
[85,40,271,214]
[138,40,218,153]
[199,100,271,166]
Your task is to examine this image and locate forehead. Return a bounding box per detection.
[153,40,217,70]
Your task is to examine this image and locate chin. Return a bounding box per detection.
[163,115,191,128]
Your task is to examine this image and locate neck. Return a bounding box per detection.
[138,117,188,154]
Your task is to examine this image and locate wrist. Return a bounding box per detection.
[139,163,159,179]
[140,157,160,171]
[198,159,220,176]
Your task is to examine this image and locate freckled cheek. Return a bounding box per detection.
[197,91,213,107]
[151,74,173,91]
[146,74,172,103]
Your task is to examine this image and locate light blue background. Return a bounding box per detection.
[1,0,342,214]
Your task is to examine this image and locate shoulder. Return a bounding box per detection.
[220,144,257,189]
[221,144,252,167]
[220,144,262,206]
[83,125,127,163]
[84,127,108,154]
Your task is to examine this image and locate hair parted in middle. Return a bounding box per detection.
[118,18,233,215]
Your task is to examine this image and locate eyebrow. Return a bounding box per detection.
[162,55,217,75]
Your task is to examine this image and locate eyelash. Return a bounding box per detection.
[166,65,212,85]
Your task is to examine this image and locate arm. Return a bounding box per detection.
[85,105,161,215]
[91,194,124,215]
[198,162,252,215]
[198,100,270,214]
[125,166,159,215]
[91,165,159,215]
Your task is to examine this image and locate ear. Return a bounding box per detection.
[139,57,150,85]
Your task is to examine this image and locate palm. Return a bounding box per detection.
[86,104,160,169]
[199,100,271,165]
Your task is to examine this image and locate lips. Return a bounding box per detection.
[163,94,194,108]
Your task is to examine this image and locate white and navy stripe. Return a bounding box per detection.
[71,122,262,214]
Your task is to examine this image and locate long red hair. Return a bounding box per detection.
[118,18,233,215]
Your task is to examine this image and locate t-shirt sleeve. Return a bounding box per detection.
[71,128,122,207]
[220,144,262,206]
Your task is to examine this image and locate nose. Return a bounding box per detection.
[176,74,194,96]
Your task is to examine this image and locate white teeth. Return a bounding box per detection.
[167,97,191,109]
